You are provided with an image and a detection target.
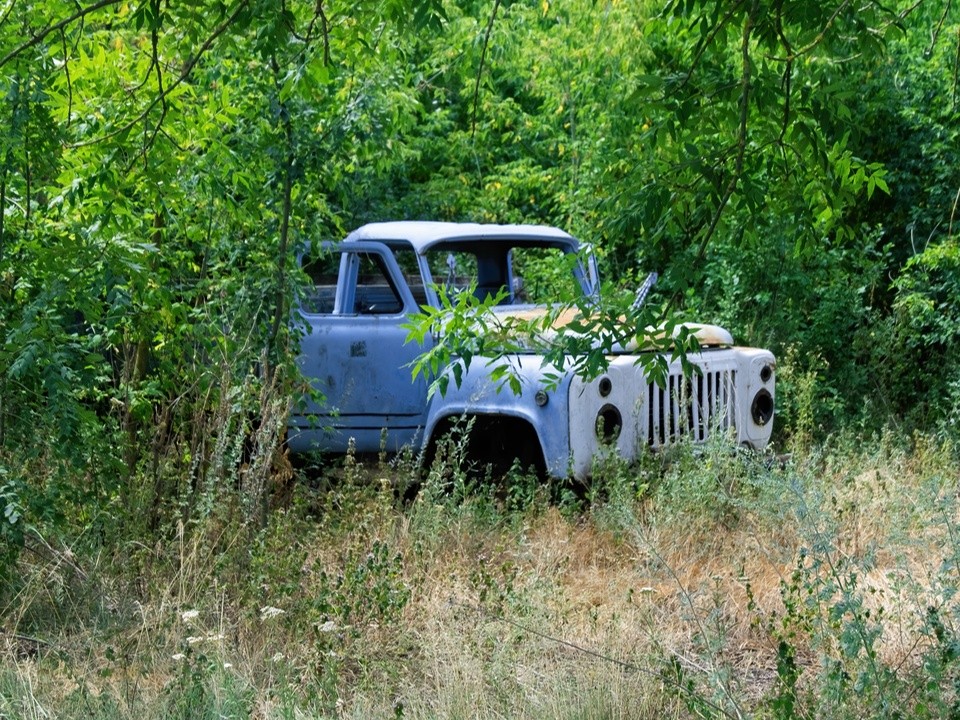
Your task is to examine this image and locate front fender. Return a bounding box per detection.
[422,355,574,477]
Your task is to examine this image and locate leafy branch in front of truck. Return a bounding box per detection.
[403,280,700,400]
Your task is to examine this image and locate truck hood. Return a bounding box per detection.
[489,305,734,352]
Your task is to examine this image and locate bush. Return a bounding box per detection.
[880,237,960,428]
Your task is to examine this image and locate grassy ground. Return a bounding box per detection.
[2,430,959,719]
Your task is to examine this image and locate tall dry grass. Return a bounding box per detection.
[2,429,959,719]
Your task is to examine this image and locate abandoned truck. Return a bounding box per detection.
[287,221,775,478]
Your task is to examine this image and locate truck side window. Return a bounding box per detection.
[301,250,340,314]
[511,247,581,303]
[425,250,479,296]
[350,252,404,315]
[391,245,428,306]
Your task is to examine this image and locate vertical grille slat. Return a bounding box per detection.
[703,373,713,440]
[695,374,703,437]
[652,383,662,447]
[710,371,719,427]
[671,375,682,440]
[645,366,736,447]
[712,372,720,425]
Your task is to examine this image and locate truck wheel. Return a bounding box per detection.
[424,415,545,482]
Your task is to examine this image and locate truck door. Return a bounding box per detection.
[294,241,430,453]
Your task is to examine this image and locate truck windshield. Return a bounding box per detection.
[423,244,584,306]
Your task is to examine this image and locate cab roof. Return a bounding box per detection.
[343,221,579,255]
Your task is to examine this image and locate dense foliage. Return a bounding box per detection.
[1,0,959,641]
[2,2,960,717]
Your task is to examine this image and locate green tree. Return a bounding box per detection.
[0,0,442,582]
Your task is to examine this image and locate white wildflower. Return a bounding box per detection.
[223,662,233,669]
[172,653,186,661]
[181,609,200,623]
[271,652,285,663]
[318,620,337,633]
[186,636,204,645]
[259,605,286,621]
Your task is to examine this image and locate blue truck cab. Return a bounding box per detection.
[288,221,776,478]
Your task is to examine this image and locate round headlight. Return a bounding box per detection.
[596,404,622,441]
[598,377,612,397]
[535,389,549,407]
[751,389,774,426]
[760,364,773,384]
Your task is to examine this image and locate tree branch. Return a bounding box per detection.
[129,21,169,171]
[267,54,296,365]
[60,29,73,130]
[678,0,748,90]
[318,0,330,66]
[953,25,959,111]
[69,0,250,151]
[774,0,793,149]
[293,0,330,63]
[0,0,17,34]
[0,0,125,68]
[472,0,501,138]
[925,0,952,54]
[766,0,852,62]
[683,0,757,295]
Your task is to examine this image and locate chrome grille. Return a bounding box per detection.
[646,368,736,447]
